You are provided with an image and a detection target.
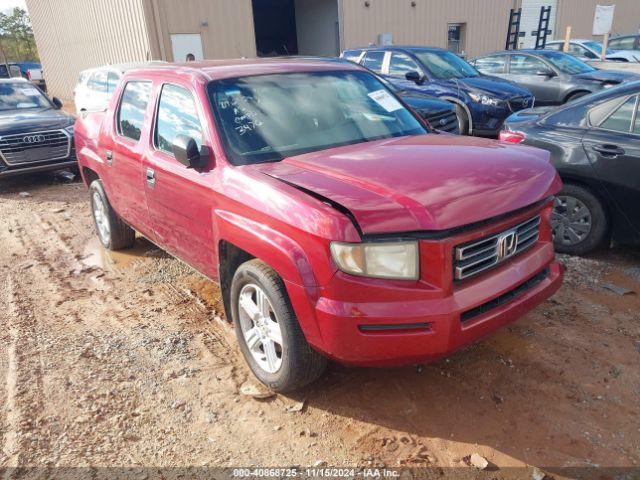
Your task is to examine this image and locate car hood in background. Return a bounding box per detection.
[254,135,560,235]
[397,91,455,113]
[0,108,75,136]
[574,69,640,83]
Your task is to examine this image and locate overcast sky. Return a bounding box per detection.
[2,0,28,14]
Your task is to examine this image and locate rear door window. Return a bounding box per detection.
[599,96,637,133]
[509,54,548,74]
[117,81,152,141]
[362,51,386,73]
[388,53,421,77]
[609,36,635,50]
[154,84,203,153]
[474,55,507,74]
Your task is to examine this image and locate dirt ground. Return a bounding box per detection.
[0,173,639,477]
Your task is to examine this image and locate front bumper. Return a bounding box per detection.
[471,97,535,138]
[287,202,563,366]
[0,158,77,178]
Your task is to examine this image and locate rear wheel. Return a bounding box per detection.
[231,259,327,392]
[551,184,608,255]
[89,180,135,250]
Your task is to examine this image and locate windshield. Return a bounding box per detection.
[0,83,50,111]
[208,70,425,165]
[542,52,596,74]
[583,41,613,56]
[412,50,479,79]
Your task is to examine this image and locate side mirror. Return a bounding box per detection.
[52,97,63,109]
[536,69,556,77]
[405,70,426,85]
[172,134,208,169]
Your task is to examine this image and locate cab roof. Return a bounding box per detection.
[128,57,361,81]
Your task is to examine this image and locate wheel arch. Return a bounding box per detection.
[557,174,612,236]
[440,96,473,134]
[563,89,592,104]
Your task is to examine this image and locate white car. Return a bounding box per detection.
[74,62,165,115]
[545,39,640,63]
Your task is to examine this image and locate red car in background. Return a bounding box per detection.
[74,58,563,392]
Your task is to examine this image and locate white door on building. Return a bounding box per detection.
[171,34,204,62]
[519,0,558,49]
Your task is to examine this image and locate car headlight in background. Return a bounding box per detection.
[469,92,502,107]
[330,241,419,280]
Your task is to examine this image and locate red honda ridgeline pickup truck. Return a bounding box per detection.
[75,59,563,391]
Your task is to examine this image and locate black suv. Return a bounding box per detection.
[0,79,76,178]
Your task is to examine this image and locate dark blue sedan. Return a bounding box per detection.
[342,46,535,137]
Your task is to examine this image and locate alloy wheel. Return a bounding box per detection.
[92,191,110,245]
[238,283,284,373]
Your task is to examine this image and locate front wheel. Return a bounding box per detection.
[551,184,608,255]
[454,104,470,135]
[231,259,327,392]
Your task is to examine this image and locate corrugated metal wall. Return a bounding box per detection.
[340,0,518,58]
[26,0,153,99]
[147,0,256,62]
[554,0,640,41]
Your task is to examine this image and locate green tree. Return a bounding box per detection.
[0,7,39,62]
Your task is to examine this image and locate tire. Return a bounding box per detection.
[565,91,589,103]
[551,183,608,255]
[89,179,135,250]
[231,259,327,392]
[454,104,470,135]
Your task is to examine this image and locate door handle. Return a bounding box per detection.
[105,150,113,166]
[592,144,625,157]
[146,168,155,188]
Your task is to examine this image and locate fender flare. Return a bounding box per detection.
[215,209,318,288]
[215,209,325,345]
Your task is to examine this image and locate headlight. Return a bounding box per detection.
[64,124,75,136]
[469,92,502,107]
[330,241,419,280]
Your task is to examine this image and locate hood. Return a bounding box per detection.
[252,135,560,235]
[575,69,640,84]
[397,92,455,114]
[457,75,533,99]
[0,108,75,135]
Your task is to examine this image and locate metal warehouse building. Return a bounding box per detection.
[26,0,640,99]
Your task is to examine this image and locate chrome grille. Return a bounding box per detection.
[425,109,460,134]
[454,215,541,281]
[0,130,71,165]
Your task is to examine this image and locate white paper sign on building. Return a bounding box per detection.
[592,5,615,35]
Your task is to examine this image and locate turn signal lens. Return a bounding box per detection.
[330,241,419,280]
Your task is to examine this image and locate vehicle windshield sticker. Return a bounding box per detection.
[20,88,41,96]
[367,89,403,113]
